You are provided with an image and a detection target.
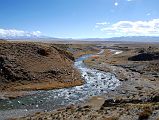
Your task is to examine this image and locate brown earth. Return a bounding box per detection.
[0,41,83,92]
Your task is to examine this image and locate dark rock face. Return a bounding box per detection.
[128,52,159,61]
[0,55,32,82]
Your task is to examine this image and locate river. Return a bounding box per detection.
[0,49,122,119]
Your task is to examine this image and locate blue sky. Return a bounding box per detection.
[0,0,159,38]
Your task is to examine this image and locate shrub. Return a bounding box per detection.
[138,107,152,120]
[37,48,49,56]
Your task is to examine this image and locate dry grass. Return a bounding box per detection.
[10,80,83,91]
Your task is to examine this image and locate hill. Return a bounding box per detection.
[0,41,83,91]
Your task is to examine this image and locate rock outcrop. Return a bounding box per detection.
[128,52,159,61]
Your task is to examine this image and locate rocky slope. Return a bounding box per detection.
[0,41,83,91]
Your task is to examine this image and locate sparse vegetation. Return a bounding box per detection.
[138,107,152,120]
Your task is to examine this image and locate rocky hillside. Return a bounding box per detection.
[0,41,83,91]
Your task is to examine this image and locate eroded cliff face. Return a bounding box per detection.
[0,41,83,91]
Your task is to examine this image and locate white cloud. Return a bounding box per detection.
[0,28,42,38]
[95,19,159,37]
[96,22,109,25]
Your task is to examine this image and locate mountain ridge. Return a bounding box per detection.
[1,36,159,42]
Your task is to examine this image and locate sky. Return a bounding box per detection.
[0,0,159,38]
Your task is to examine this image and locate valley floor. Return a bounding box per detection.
[1,42,159,120]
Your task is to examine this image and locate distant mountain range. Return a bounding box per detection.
[1,36,159,42]
[82,36,159,42]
